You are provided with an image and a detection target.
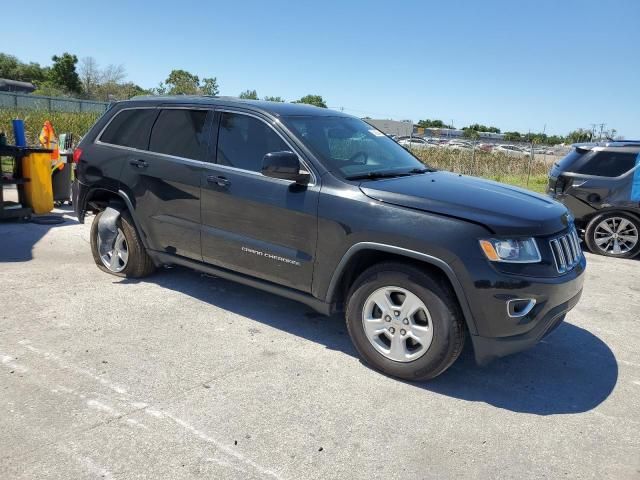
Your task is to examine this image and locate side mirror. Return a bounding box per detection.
[262,151,310,184]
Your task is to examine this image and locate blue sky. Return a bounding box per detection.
[5,0,640,137]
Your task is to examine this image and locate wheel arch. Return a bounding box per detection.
[81,187,150,250]
[326,243,478,335]
[581,206,640,228]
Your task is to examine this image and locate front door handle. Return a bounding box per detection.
[130,159,148,169]
[207,175,231,187]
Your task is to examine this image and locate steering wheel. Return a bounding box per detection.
[348,151,369,165]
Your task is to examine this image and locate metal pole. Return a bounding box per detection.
[527,141,533,187]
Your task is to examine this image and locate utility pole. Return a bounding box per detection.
[598,123,606,141]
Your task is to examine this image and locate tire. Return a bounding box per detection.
[90,209,155,278]
[345,262,465,381]
[584,211,640,259]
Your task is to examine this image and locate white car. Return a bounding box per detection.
[446,140,474,150]
[399,138,437,149]
[494,144,531,156]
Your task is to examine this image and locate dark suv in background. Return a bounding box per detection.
[73,96,585,381]
[549,141,640,258]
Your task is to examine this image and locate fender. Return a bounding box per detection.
[79,186,151,250]
[326,242,478,335]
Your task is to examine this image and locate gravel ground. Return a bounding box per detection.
[1,207,639,480]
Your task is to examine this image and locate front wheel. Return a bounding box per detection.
[584,212,640,259]
[90,209,155,278]
[345,262,465,381]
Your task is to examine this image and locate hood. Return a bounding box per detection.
[359,171,570,236]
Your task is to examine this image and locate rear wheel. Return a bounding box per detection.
[345,262,465,381]
[90,210,155,278]
[584,212,640,259]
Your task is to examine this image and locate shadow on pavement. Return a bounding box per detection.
[119,266,618,416]
[420,323,618,415]
[0,206,78,262]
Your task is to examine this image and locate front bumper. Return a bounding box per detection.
[461,255,586,365]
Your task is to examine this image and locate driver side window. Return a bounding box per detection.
[217,112,288,172]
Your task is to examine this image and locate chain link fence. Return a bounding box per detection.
[0,91,109,113]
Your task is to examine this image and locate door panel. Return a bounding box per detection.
[201,167,319,291]
[120,151,205,261]
[118,108,213,261]
[200,110,319,292]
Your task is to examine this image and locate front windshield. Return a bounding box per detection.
[283,116,426,178]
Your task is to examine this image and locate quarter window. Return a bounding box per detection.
[149,109,210,160]
[577,152,637,177]
[216,112,289,172]
[100,108,158,150]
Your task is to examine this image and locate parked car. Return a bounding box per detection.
[446,140,473,150]
[534,147,554,155]
[74,96,585,381]
[494,144,530,156]
[398,137,437,149]
[548,141,640,258]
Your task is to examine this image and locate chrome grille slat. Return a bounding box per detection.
[550,226,582,274]
[562,237,573,264]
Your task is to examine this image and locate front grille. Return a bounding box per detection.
[549,227,582,273]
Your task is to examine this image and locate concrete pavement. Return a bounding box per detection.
[1,208,639,479]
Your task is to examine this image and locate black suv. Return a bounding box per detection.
[549,141,640,258]
[73,96,585,381]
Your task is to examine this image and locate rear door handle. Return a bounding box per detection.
[206,175,231,187]
[130,159,148,169]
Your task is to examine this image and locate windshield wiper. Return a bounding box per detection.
[345,167,434,181]
[345,171,412,181]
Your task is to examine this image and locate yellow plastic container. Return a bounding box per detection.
[22,152,54,214]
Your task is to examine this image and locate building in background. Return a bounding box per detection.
[420,127,505,140]
[0,79,36,94]
[363,118,413,137]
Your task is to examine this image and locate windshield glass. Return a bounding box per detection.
[283,116,425,178]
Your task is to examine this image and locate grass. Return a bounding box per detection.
[1,156,13,175]
[0,109,103,146]
[411,147,550,193]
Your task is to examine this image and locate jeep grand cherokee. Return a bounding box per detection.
[73,97,585,380]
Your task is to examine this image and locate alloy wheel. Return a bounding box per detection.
[361,286,434,362]
[97,229,129,272]
[593,217,639,255]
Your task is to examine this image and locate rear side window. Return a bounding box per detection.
[216,112,289,172]
[99,108,157,150]
[149,109,210,160]
[577,151,637,177]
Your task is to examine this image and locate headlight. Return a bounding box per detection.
[479,238,541,263]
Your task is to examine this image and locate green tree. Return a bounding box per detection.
[546,135,565,145]
[164,69,200,95]
[0,53,48,85]
[503,131,522,141]
[201,77,219,96]
[466,123,500,134]
[293,94,327,108]
[154,70,219,96]
[239,89,258,99]
[94,82,149,101]
[417,119,454,129]
[462,128,480,140]
[32,82,67,97]
[566,129,592,144]
[49,53,82,94]
[264,95,285,102]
